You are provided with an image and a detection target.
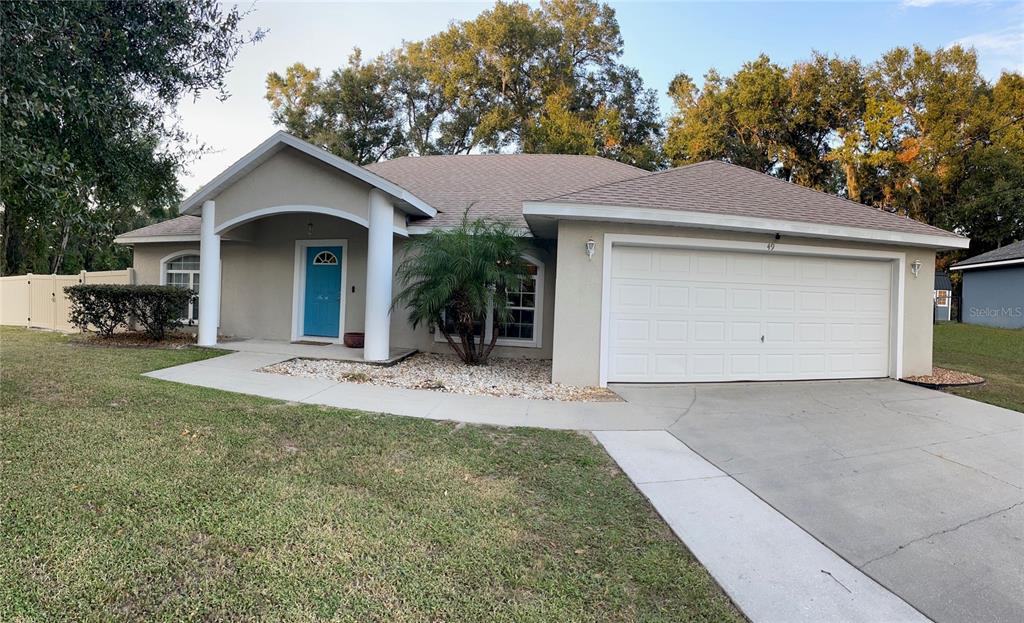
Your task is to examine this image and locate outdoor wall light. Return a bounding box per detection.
[911,259,922,277]
[585,238,596,259]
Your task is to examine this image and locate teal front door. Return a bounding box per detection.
[303,246,342,337]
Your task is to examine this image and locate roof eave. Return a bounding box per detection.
[179,132,437,219]
[949,257,1024,271]
[522,202,971,250]
[113,234,201,245]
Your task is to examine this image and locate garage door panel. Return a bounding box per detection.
[612,352,649,377]
[732,289,761,310]
[613,246,654,276]
[798,353,827,374]
[693,321,726,342]
[798,291,828,312]
[731,322,761,342]
[653,354,687,376]
[608,246,892,383]
[730,354,760,375]
[798,323,827,343]
[765,290,796,312]
[655,285,689,309]
[614,283,651,308]
[765,322,795,343]
[697,254,728,277]
[656,250,692,275]
[612,318,649,341]
[693,287,727,310]
[655,319,688,342]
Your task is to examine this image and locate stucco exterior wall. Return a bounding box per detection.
[961,265,1024,328]
[211,148,377,231]
[551,220,937,386]
[132,242,201,285]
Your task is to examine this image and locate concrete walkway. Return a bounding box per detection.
[147,348,1022,622]
[145,350,679,431]
[595,431,927,623]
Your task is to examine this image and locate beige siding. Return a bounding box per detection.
[552,220,937,385]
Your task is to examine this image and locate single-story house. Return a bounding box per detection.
[934,271,952,322]
[115,131,969,386]
[949,240,1024,329]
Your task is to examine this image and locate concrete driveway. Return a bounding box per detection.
[612,379,1024,623]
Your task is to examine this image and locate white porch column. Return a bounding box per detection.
[197,200,221,347]
[364,189,394,361]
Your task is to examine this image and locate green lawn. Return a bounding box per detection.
[933,323,1024,413]
[0,327,741,622]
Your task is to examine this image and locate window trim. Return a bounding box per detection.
[159,250,201,324]
[433,253,544,349]
[934,289,950,307]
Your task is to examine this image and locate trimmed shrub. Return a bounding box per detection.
[128,285,195,341]
[65,284,195,340]
[65,284,135,337]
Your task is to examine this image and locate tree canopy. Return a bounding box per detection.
[265,0,664,169]
[0,0,262,275]
[665,46,1024,256]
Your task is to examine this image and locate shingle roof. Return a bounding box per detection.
[119,156,965,246]
[543,160,964,240]
[365,154,649,228]
[115,215,200,241]
[951,239,1024,268]
[934,271,952,291]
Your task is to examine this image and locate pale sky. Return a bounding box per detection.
[176,0,1024,195]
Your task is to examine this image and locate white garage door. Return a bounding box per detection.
[607,245,893,382]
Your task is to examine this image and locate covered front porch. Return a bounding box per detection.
[219,337,415,364]
[181,132,435,362]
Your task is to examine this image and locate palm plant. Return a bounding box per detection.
[393,216,530,365]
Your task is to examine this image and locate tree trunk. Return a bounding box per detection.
[480,320,500,363]
[844,161,860,203]
[51,220,71,274]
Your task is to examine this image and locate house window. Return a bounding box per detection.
[434,255,544,348]
[935,290,950,307]
[165,254,200,323]
[497,262,538,341]
[313,251,338,265]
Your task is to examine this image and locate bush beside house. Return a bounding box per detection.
[65,284,195,340]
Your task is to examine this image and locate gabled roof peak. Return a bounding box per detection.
[179,132,436,218]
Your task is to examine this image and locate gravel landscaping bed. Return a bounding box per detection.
[904,366,985,388]
[261,353,622,402]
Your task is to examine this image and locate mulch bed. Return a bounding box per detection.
[68,331,198,349]
[903,366,986,389]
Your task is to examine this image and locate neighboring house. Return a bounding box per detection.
[949,240,1024,329]
[934,271,952,322]
[115,131,969,386]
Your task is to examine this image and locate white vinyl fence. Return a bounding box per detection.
[0,269,135,332]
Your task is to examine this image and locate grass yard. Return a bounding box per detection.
[0,327,742,622]
[933,323,1024,413]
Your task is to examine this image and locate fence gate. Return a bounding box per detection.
[0,269,135,332]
